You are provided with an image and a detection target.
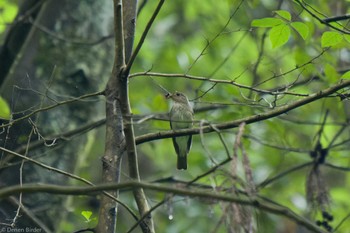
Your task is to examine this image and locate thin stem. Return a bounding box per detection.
[124,0,165,74]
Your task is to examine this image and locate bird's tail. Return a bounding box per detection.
[177,155,187,170]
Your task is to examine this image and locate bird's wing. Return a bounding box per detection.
[172,137,180,155]
[187,135,192,153]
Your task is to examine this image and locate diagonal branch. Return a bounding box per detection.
[295,0,350,34]
[130,71,311,97]
[124,0,165,74]
[135,79,350,144]
[0,146,138,222]
[0,90,104,129]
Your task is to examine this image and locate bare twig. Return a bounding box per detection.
[257,162,313,189]
[295,0,350,34]
[0,146,138,221]
[29,17,113,45]
[130,72,311,97]
[0,90,104,129]
[323,14,350,23]
[186,0,245,73]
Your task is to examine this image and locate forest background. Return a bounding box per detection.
[1,0,350,233]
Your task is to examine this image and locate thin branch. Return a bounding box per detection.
[333,212,350,232]
[7,196,52,233]
[257,162,313,189]
[0,146,138,221]
[130,72,311,97]
[137,0,148,16]
[254,49,328,87]
[295,0,350,34]
[324,163,350,171]
[126,199,167,233]
[0,181,328,233]
[323,14,350,23]
[188,157,232,185]
[29,17,113,46]
[16,119,106,154]
[0,90,104,129]
[124,0,165,74]
[135,79,350,144]
[186,0,245,73]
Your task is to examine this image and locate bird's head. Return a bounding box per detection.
[166,91,189,104]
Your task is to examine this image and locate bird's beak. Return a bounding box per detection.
[165,93,172,99]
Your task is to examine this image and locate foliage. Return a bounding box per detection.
[1,0,350,233]
[0,96,10,120]
[251,10,309,48]
[0,0,17,34]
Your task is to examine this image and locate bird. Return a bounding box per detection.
[167,91,194,170]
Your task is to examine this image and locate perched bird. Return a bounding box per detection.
[167,91,194,170]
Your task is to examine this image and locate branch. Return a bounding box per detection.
[118,0,156,232]
[257,162,313,189]
[130,72,310,97]
[186,0,245,73]
[15,119,106,155]
[124,0,165,74]
[0,0,45,86]
[295,0,350,34]
[8,104,225,157]
[135,79,350,144]
[0,181,328,233]
[0,90,104,129]
[0,146,139,223]
[29,17,113,45]
[323,14,350,23]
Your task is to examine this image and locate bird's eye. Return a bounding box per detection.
[176,93,180,96]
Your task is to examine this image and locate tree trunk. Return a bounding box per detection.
[0,0,113,230]
[97,0,154,232]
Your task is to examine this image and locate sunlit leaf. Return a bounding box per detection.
[81,211,93,221]
[0,97,10,120]
[341,71,350,79]
[269,24,291,48]
[251,18,284,27]
[0,1,18,33]
[291,22,309,40]
[321,31,343,47]
[274,10,291,21]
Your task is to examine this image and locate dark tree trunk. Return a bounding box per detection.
[0,0,113,230]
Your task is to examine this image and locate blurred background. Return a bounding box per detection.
[1,0,350,232]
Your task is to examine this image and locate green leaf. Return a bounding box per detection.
[269,24,291,48]
[344,34,350,43]
[0,97,10,120]
[81,211,93,222]
[321,31,343,47]
[291,22,309,40]
[251,18,284,27]
[341,71,350,79]
[324,63,340,82]
[274,10,291,21]
[0,1,18,33]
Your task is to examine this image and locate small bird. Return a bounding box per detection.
[167,91,194,170]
